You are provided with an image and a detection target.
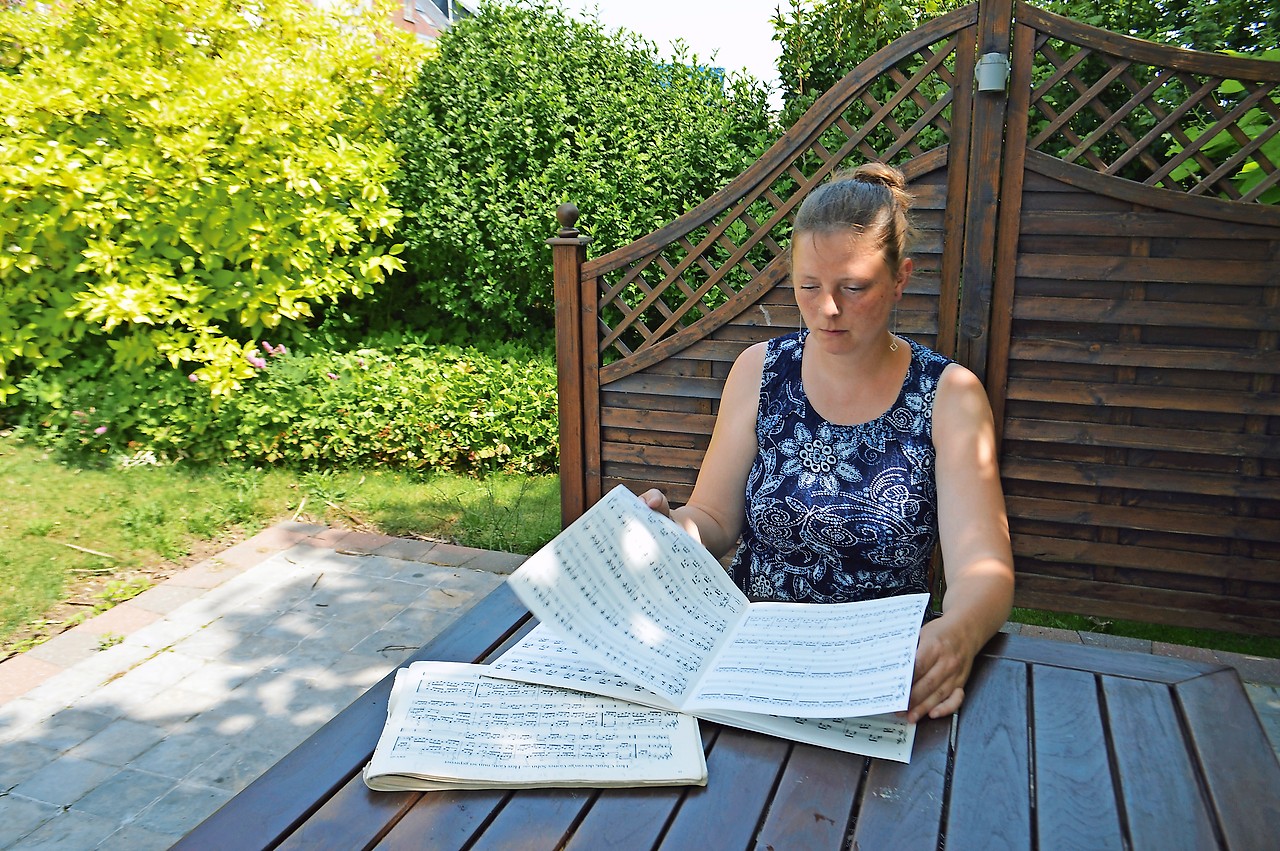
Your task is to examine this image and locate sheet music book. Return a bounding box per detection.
[494,485,928,761]
[493,625,916,762]
[363,662,707,791]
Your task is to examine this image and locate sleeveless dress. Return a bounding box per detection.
[728,330,953,603]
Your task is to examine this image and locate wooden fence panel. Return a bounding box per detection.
[992,155,1280,632]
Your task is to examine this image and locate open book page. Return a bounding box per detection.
[362,661,706,791]
[505,486,749,705]
[506,485,927,717]
[696,708,916,763]
[490,626,916,763]
[687,595,927,716]
[489,623,682,709]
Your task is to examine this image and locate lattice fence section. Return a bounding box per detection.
[1022,10,1280,202]
[596,29,968,366]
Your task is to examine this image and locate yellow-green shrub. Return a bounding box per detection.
[0,0,422,401]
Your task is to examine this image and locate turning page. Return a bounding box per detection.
[362,661,706,791]
[505,485,928,718]
[491,625,917,763]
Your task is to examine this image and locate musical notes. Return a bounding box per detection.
[491,627,917,763]
[503,486,929,720]
[363,662,707,791]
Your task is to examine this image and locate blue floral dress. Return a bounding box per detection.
[729,330,952,603]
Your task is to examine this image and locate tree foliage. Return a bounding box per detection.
[0,0,422,401]
[771,0,1278,128]
[1043,0,1278,53]
[381,0,775,344]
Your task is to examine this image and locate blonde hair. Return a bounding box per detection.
[792,162,916,272]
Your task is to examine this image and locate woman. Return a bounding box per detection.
[642,163,1015,724]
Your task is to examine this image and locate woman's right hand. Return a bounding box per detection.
[638,488,671,518]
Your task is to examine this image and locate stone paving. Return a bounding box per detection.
[0,522,520,850]
[1,522,1277,850]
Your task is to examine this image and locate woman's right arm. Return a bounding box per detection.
[640,342,766,558]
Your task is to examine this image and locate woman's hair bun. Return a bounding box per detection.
[844,162,907,193]
[832,162,912,214]
[793,161,916,270]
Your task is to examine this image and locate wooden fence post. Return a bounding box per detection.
[548,203,592,527]
[957,0,1015,381]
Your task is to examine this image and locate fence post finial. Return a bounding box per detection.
[556,203,581,238]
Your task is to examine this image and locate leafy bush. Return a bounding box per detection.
[0,0,422,401]
[376,0,775,344]
[17,342,560,474]
[220,343,559,472]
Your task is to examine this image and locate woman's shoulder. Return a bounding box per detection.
[900,339,988,423]
[762,330,805,370]
[735,339,771,366]
[932,358,995,432]
[725,341,769,391]
[907,338,954,373]
[773,329,804,348]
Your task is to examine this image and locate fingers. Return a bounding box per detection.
[908,680,965,723]
[638,488,670,516]
[908,641,971,722]
[928,687,965,719]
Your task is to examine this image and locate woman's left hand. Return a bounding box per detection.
[906,617,976,723]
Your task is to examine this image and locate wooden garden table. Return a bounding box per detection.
[174,583,1280,850]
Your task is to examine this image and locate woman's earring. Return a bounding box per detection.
[889,306,900,351]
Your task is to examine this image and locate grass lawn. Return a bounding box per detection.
[3,430,1276,662]
[0,432,560,657]
[1010,607,1280,659]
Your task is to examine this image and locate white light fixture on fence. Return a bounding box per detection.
[976,52,1011,91]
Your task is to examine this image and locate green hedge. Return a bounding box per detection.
[378,0,775,344]
[15,343,559,474]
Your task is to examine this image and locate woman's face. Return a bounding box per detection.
[792,230,910,355]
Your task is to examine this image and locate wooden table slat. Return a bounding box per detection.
[656,726,790,851]
[173,584,532,851]
[1174,668,1280,848]
[274,775,417,851]
[1031,666,1125,851]
[561,726,723,851]
[984,632,1224,683]
[480,616,540,662]
[848,714,951,851]
[751,742,866,851]
[945,657,1032,850]
[560,786,692,851]
[1102,676,1219,851]
[372,790,511,851]
[468,788,597,851]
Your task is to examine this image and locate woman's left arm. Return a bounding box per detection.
[906,363,1016,723]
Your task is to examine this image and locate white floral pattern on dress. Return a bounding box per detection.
[729,331,951,604]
